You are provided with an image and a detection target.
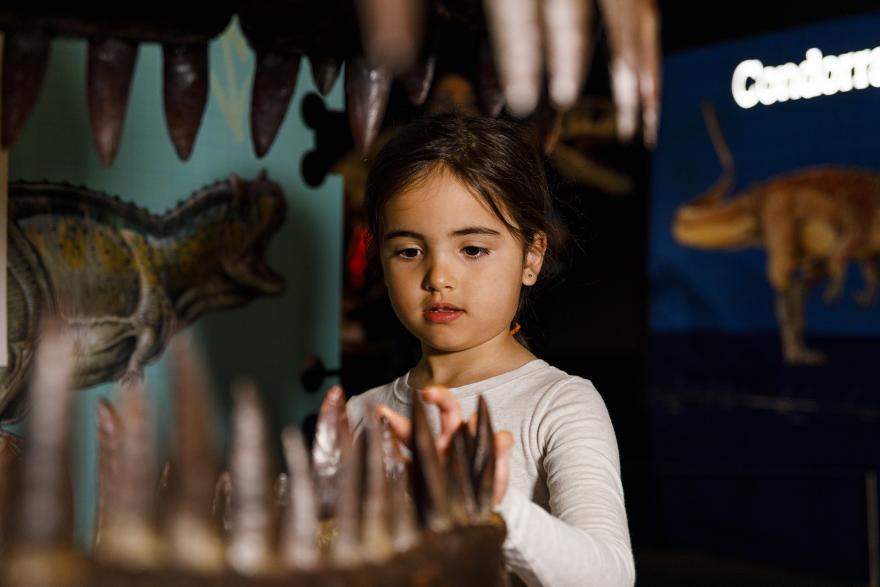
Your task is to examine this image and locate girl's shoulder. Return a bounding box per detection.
[344,376,404,432]
[500,360,602,407]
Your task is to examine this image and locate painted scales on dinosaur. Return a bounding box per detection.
[0,174,286,421]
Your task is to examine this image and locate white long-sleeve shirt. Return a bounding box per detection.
[346,359,635,587]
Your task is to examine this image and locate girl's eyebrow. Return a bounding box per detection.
[384,226,501,241]
[451,226,502,237]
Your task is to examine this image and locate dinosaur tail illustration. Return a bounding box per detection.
[671,103,760,249]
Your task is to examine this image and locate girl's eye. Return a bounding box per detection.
[463,246,489,258]
[397,247,422,259]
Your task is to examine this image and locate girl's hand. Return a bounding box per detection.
[375,385,514,505]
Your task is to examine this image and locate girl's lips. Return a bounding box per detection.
[424,307,464,324]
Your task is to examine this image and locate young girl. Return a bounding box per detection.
[345,114,635,587]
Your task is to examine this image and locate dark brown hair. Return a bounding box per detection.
[363,113,564,342]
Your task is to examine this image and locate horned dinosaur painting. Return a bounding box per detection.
[0,173,286,423]
[672,106,880,365]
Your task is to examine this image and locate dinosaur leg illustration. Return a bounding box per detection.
[824,205,870,302]
[855,257,879,308]
[765,192,825,364]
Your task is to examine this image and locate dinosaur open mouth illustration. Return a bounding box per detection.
[0,1,661,165]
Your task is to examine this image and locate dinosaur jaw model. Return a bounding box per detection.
[0,1,663,164]
[0,327,509,587]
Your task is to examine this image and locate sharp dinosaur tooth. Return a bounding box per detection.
[87,38,138,167]
[446,425,477,524]
[482,0,542,117]
[162,43,208,161]
[226,380,275,576]
[330,431,361,567]
[410,392,451,531]
[597,0,640,141]
[94,398,122,551]
[308,54,342,96]
[403,55,435,107]
[479,43,505,117]
[536,106,565,155]
[472,396,496,518]
[361,414,392,562]
[345,56,391,152]
[96,379,162,569]
[312,385,352,519]
[279,427,319,570]
[1,31,50,149]
[355,0,424,74]
[212,471,232,537]
[165,332,224,574]
[638,0,661,147]
[4,320,84,587]
[250,48,301,158]
[379,418,418,551]
[543,0,593,110]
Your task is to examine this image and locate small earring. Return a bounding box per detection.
[527,272,533,277]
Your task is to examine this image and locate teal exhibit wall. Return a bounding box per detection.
[5,21,343,547]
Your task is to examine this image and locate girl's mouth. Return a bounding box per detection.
[424,304,464,324]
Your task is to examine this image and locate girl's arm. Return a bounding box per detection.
[496,379,635,587]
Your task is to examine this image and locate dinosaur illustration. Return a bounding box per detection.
[0,173,286,422]
[672,105,880,365]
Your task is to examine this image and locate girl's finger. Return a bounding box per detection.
[375,405,412,446]
[492,430,514,506]
[421,385,463,453]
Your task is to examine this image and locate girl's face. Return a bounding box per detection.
[379,170,543,355]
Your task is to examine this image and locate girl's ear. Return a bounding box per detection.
[522,231,548,286]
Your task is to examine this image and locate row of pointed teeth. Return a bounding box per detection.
[0,0,661,168]
[0,323,503,585]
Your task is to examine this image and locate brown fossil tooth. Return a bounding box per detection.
[87,37,138,167]
[1,31,50,149]
[479,44,505,118]
[165,331,224,574]
[94,398,122,550]
[355,0,424,74]
[597,0,640,141]
[212,471,232,536]
[402,55,435,107]
[472,396,496,518]
[4,320,84,587]
[483,0,542,117]
[251,48,301,158]
[330,431,362,567]
[162,43,208,161]
[638,0,661,148]
[379,418,418,551]
[446,425,477,524]
[309,54,342,96]
[312,384,352,519]
[96,379,162,569]
[535,106,565,155]
[361,414,392,562]
[543,0,593,110]
[345,56,392,153]
[279,427,319,570]
[226,380,275,576]
[410,392,451,531]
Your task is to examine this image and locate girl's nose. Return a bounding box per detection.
[422,257,456,291]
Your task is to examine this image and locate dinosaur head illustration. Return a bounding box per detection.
[168,172,287,326]
[220,171,287,297]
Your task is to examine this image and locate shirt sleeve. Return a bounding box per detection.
[494,379,635,587]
